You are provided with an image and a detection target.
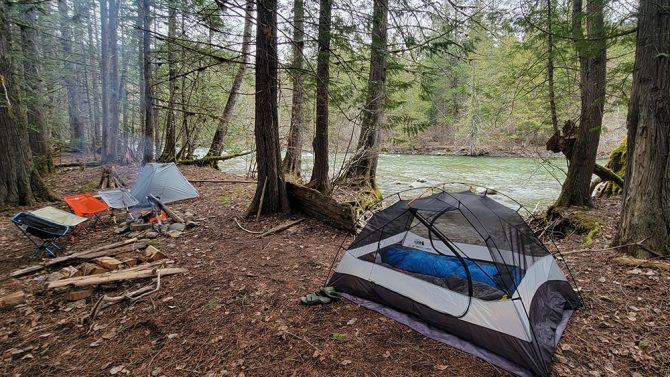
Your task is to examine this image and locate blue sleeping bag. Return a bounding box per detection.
[381,247,503,289]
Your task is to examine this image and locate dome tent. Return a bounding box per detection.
[130,163,199,206]
[328,189,582,377]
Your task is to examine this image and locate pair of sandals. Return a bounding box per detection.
[300,286,340,305]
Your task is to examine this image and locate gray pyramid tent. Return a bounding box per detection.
[131,163,199,206]
[328,190,581,377]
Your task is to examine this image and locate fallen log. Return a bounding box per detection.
[177,150,253,166]
[148,195,184,223]
[55,161,102,168]
[286,182,356,233]
[10,238,140,278]
[188,179,255,184]
[593,164,623,187]
[258,218,305,238]
[0,291,25,309]
[47,267,187,289]
[611,255,670,271]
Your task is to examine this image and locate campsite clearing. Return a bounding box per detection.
[0,160,668,376]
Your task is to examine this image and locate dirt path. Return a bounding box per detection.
[0,163,667,376]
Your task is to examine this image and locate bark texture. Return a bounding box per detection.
[339,0,389,191]
[142,0,154,163]
[307,0,333,194]
[555,0,606,207]
[246,0,290,216]
[100,0,121,162]
[281,0,305,178]
[19,3,54,174]
[207,0,254,158]
[0,0,50,206]
[615,0,670,256]
[159,0,178,162]
[58,0,86,152]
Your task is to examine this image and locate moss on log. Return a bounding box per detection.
[603,138,626,196]
[178,151,253,166]
[547,206,606,247]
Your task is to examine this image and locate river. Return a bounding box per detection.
[216,153,574,209]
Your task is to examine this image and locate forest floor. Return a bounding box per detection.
[0,157,668,377]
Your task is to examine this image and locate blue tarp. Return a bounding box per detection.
[381,247,505,290]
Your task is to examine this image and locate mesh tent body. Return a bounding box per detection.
[131,163,199,206]
[328,191,581,377]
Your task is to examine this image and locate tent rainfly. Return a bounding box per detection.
[328,190,582,377]
[131,163,199,206]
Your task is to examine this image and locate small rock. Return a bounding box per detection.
[146,231,159,239]
[167,333,179,339]
[166,230,182,238]
[168,223,186,232]
[151,368,163,377]
[130,222,153,231]
[185,220,198,229]
[184,211,194,218]
[115,224,130,234]
[110,365,124,375]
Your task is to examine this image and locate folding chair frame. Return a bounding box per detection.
[11,220,69,259]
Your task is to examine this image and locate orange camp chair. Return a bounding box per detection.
[64,194,110,227]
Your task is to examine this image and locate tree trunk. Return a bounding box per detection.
[100,0,120,163]
[159,0,178,162]
[546,0,559,134]
[18,3,54,174]
[307,0,333,194]
[206,0,254,158]
[108,0,120,161]
[246,0,290,216]
[142,0,155,163]
[339,0,389,191]
[615,0,670,257]
[136,0,146,156]
[58,0,86,152]
[281,0,305,178]
[554,0,606,207]
[0,0,51,206]
[87,3,102,157]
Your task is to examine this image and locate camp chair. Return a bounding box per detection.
[64,193,110,227]
[30,206,88,239]
[99,188,140,221]
[11,212,70,258]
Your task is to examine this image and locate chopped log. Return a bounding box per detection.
[286,182,356,233]
[80,263,109,275]
[188,179,255,184]
[64,288,94,301]
[177,150,253,166]
[46,267,187,289]
[611,255,670,271]
[94,257,123,270]
[10,238,139,277]
[143,246,166,262]
[258,218,305,238]
[148,194,184,223]
[45,245,135,268]
[0,291,25,309]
